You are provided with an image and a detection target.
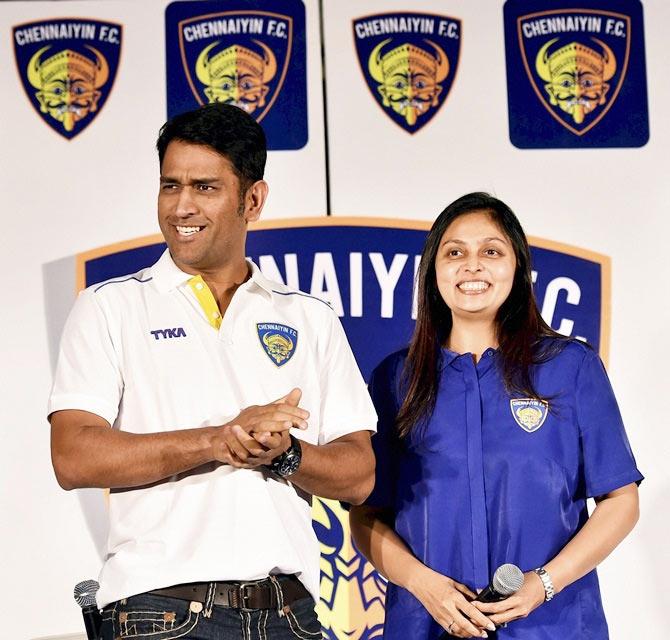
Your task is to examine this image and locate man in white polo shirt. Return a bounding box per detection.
[49,103,377,639]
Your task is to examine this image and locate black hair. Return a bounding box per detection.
[396,192,567,437]
[156,103,266,191]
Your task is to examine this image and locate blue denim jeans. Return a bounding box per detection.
[100,590,322,639]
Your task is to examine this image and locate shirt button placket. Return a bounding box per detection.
[463,357,491,589]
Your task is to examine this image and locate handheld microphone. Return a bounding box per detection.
[74,579,102,640]
[439,564,524,638]
[476,563,524,602]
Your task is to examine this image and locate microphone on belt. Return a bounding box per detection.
[74,579,102,640]
[440,564,524,638]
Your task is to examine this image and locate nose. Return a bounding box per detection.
[175,187,197,218]
[463,255,483,273]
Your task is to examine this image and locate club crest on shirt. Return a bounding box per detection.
[352,12,461,133]
[13,18,122,139]
[257,322,297,367]
[510,399,548,433]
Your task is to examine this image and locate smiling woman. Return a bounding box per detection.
[350,192,643,640]
[434,211,516,327]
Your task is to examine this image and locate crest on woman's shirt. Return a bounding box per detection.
[510,398,549,432]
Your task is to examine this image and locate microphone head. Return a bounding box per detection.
[74,580,100,609]
[492,564,524,596]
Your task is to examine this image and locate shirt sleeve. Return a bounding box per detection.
[364,353,403,510]
[47,288,123,426]
[576,349,643,498]
[317,309,377,445]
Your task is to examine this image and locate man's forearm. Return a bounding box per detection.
[51,396,310,490]
[51,415,218,490]
[289,432,374,505]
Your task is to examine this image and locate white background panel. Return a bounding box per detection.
[0,0,324,636]
[0,0,667,638]
[324,1,669,638]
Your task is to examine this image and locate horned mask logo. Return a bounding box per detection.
[535,37,616,126]
[195,39,277,115]
[516,10,632,137]
[13,19,122,139]
[367,39,449,128]
[176,10,294,125]
[27,45,109,133]
[353,12,461,134]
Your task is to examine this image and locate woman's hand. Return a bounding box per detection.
[409,566,496,638]
[472,570,546,627]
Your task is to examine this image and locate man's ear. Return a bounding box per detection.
[243,179,269,223]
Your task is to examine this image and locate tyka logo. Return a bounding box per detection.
[151,327,187,340]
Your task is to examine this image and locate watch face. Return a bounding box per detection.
[277,450,301,477]
[270,436,302,477]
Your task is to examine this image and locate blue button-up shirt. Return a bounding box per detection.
[367,340,643,639]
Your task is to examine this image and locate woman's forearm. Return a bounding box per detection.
[349,504,426,591]
[545,483,639,593]
[350,505,494,636]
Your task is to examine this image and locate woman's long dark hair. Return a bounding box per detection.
[396,192,566,438]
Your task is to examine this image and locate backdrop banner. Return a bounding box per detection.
[74,218,610,638]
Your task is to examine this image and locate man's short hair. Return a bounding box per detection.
[156,103,267,190]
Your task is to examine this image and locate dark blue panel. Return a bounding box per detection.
[504,0,649,148]
[165,0,307,150]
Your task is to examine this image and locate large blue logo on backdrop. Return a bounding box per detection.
[504,0,649,148]
[165,0,307,150]
[77,220,610,380]
[353,12,461,134]
[75,220,609,638]
[13,18,122,139]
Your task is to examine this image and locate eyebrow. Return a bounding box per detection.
[159,176,221,184]
[443,236,508,245]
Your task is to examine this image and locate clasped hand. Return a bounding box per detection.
[412,567,495,638]
[211,388,309,469]
[471,570,546,629]
[414,567,546,637]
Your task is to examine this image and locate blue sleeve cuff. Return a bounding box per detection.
[586,468,644,498]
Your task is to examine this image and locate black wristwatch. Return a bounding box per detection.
[268,434,302,478]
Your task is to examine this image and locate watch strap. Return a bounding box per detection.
[268,434,302,477]
[533,567,555,601]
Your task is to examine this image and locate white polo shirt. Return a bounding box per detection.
[48,250,377,608]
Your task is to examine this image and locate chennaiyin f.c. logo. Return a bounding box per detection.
[13,18,121,139]
[519,10,629,136]
[256,322,298,367]
[504,0,649,147]
[353,12,461,133]
[165,0,307,150]
[510,399,549,433]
